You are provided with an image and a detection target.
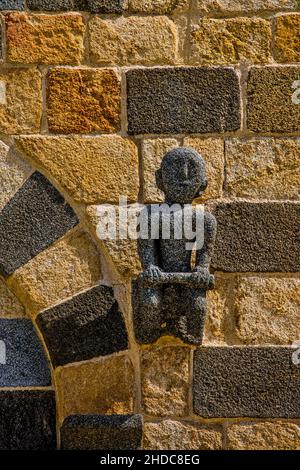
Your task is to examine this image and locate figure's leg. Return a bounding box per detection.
[134,286,163,344]
[176,288,207,345]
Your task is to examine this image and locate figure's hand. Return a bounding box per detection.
[142,265,163,282]
[193,267,214,289]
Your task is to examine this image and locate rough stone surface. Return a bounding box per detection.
[0,172,78,277]
[0,390,56,450]
[27,0,88,9]
[15,136,139,204]
[47,68,121,134]
[61,415,143,450]
[0,278,25,317]
[0,0,24,9]
[88,0,124,12]
[233,276,300,345]
[212,202,300,272]
[227,422,300,450]
[128,0,188,14]
[0,141,32,211]
[89,16,177,66]
[247,66,300,133]
[190,18,271,65]
[0,319,51,386]
[8,229,102,317]
[0,68,42,134]
[127,67,241,135]
[144,420,223,450]
[275,14,300,63]
[141,347,190,417]
[225,138,300,200]
[37,285,128,366]
[6,12,85,65]
[55,355,135,423]
[194,347,300,418]
[195,0,298,13]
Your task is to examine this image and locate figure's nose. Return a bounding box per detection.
[180,162,189,179]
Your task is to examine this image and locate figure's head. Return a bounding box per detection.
[155,147,208,204]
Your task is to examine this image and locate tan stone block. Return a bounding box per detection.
[225,138,300,200]
[7,229,102,317]
[55,355,135,423]
[15,136,139,204]
[141,346,190,417]
[234,276,300,345]
[89,16,177,66]
[189,18,272,65]
[128,0,189,14]
[184,138,224,202]
[0,68,42,134]
[6,12,85,65]
[47,68,121,134]
[0,141,32,211]
[275,14,300,63]
[0,277,25,318]
[195,0,297,13]
[144,420,223,450]
[227,422,300,450]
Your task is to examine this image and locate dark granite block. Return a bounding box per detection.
[87,0,124,12]
[0,171,78,277]
[0,0,24,10]
[61,414,143,450]
[0,319,51,387]
[212,202,300,272]
[193,347,300,418]
[0,390,56,450]
[126,67,241,135]
[37,285,128,367]
[27,0,88,10]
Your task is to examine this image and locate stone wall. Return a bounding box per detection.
[0,0,299,450]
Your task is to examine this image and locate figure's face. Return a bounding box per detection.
[159,149,207,204]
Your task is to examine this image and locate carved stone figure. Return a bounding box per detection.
[133,147,217,345]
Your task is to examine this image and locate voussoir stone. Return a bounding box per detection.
[195,0,298,13]
[36,285,128,366]
[193,347,300,418]
[0,171,78,277]
[55,355,135,423]
[89,16,177,66]
[126,67,241,135]
[15,136,139,204]
[212,202,300,272]
[6,12,85,65]
[0,278,25,318]
[143,420,223,450]
[61,415,143,450]
[47,68,121,134]
[275,14,300,63]
[247,66,300,133]
[0,390,56,450]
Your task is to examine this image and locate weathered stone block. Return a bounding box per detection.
[225,138,300,200]
[144,420,223,450]
[0,390,56,450]
[61,415,143,450]
[27,0,87,9]
[195,0,298,13]
[0,171,78,277]
[8,229,102,317]
[0,0,24,9]
[0,319,51,386]
[89,16,177,66]
[275,14,300,63]
[6,12,85,65]
[128,0,188,14]
[15,136,139,204]
[0,278,25,318]
[247,66,300,133]
[190,18,271,65]
[88,0,124,12]
[47,68,121,134]
[37,285,128,366]
[127,67,241,135]
[212,202,300,272]
[0,68,42,134]
[194,347,300,418]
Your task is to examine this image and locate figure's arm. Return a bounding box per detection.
[195,212,217,270]
[137,206,162,279]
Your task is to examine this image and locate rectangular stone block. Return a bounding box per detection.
[247,66,300,133]
[212,202,300,272]
[36,285,128,366]
[0,390,56,450]
[88,0,125,13]
[0,0,24,9]
[61,415,143,450]
[275,14,300,63]
[0,171,78,276]
[127,68,241,135]
[195,0,298,13]
[0,319,51,386]
[194,347,300,418]
[27,0,87,9]
[128,0,188,14]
